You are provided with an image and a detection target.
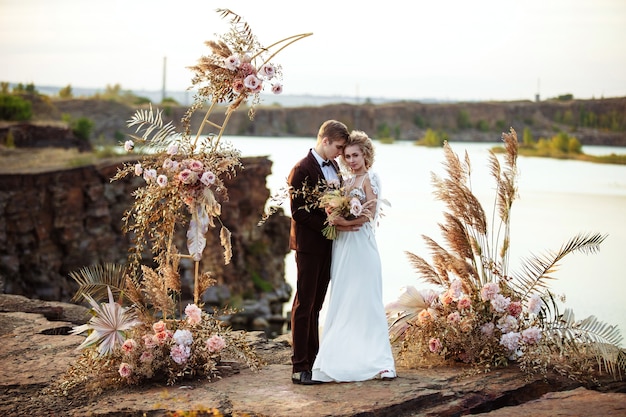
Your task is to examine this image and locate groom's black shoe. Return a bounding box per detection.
[292,371,322,385]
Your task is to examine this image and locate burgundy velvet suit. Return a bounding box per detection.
[288,149,339,373]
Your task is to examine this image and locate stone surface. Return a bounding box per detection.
[0,156,291,327]
[1,295,625,417]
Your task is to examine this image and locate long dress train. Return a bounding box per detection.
[311,172,396,382]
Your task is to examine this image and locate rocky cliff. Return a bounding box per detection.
[44,96,626,146]
[0,153,291,332]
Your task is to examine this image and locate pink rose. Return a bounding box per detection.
[152,320,167,334]
[187,159,204,172]
[118,362,132,378]
[458,296,472,310]
[178,169,198,185]
[508,301,523,318]
[429,337,442,353]
[259,63,276,78]
[206,335,226,353]
[271,83,283,95]
[224,55,240,71]
[447,311,461,324]
[200,171,216,186]
[417,309,433,324]
[156,174,168,188]
[244,74,261,90]
[185,304,202,326]
[143,334,157,349]
[232,79,245,95]
[139,351,154,363]
[122,338,137,353]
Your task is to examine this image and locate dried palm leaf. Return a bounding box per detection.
[69,263,128,303]
[510,232,607,300]
[544,308,624,378]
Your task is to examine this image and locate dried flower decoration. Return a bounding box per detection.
[109,9,311,306]
[63,9,309,392]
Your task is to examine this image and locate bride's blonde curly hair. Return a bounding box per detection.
[342,130,375,170]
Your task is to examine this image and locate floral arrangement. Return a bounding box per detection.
[63,9,310,393]
[386,129,625,382]
[318,179,363,239]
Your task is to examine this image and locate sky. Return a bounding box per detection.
[1,0,625,102]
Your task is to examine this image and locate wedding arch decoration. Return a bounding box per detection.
[62,9,311,392]
[386,128,625,383]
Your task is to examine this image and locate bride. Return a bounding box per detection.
[311,130,396,382]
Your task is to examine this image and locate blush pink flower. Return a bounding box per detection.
[200,171,216,186]
[349,197,362,217]
[417,309,433,324]
[170,344,191,365]
[224,55,240,71]
[206,334,226,353]
[271,83,283,94]
[480,283,500,301]
[187,159,204,172]
[490,294,511,313]
[118,362,132,378]
[152,320,167,334]
[156,174,168,188]
[527,294,543,315]
[178,169,198,185]
[124,140,134,152]
[447,311,461,324]
[259,63,276,78]
[143,169,157,184]
[481,322,495,337]
[232,78,245,94]
[163,158,174,170]
[508,301,523,318]
[521,326,542,344]
[429,337,442,353]
[143,334,157,349]
[122,338,137,353]
[134,163,143,176]
[244,74,261,90]
[185,303,202,326]
[139,351,154,363]
[458,296,472,310]
[500,332,521,351]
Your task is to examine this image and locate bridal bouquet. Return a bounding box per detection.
[319,181,363,240]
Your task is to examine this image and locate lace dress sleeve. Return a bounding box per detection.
[368,172,383,225]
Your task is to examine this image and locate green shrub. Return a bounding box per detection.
[0,94,32,121]
[72,117,94,141]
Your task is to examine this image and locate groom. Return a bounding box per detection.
[288,119,350,385]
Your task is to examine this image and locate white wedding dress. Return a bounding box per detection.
[311,172,396,382]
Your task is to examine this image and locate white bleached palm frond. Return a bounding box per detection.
[70,286,141,356]
[386,286,428,343]
[126,104,178,150]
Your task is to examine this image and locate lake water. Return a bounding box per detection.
[230,135,626,345]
